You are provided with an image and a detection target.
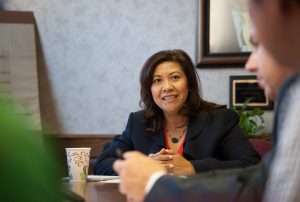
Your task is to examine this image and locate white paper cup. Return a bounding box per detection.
[66,148,91,183]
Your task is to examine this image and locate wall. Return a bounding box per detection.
[4,0,273,134]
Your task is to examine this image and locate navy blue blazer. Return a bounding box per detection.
[94,108,260,175]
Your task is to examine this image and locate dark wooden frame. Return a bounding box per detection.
[197,0,250,68]
[229,75,274,110]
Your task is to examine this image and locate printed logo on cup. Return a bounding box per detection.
[66,148,91,183]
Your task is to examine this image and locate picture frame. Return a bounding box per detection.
[229,75,274,110]
[197,0,252,68]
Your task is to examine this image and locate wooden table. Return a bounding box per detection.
[66,182,126,202]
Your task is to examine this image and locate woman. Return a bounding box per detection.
[94,49,260,175]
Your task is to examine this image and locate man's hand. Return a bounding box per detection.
[113,151,167,202]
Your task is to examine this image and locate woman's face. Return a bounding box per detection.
[151,61,188,116]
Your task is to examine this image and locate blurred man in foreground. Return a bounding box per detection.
[248,0,300,201]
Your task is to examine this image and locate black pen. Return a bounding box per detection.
[115,148,124,159]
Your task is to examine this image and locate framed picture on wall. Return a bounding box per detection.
[229,75,274,110]
[197,0,252,68]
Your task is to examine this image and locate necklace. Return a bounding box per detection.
[167,126,188,144]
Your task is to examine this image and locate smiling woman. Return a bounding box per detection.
[151,61,189,117]
[94,49,261,176]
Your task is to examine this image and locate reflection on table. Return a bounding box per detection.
[65,181,126,202]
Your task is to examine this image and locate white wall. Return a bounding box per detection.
[4,0,274,134]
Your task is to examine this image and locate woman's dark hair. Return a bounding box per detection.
[139,49,220,133]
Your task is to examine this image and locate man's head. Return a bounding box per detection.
[245,27,295,100]
[248,0,300,68]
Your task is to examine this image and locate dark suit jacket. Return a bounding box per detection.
[146,154,271,202]
[93,107,260,175]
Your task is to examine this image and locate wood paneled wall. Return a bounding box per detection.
[0,11,41,131]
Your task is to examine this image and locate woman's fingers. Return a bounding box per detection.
[164,149,176,155]
[150,154,173,161]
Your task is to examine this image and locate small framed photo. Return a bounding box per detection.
[229,75,274,110]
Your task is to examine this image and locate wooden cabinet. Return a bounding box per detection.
[0,11,41,131]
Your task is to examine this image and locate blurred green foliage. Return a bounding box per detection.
[231,97,270,139]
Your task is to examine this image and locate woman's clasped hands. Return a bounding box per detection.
[148,148,195,175]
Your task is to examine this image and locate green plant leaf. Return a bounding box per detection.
[231,97,269,138]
